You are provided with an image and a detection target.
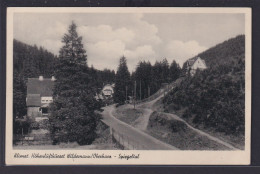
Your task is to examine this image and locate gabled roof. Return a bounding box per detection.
[27,94,41,106]
[186,57,206,67]
[27,78,54,96]
[187,57,199,66]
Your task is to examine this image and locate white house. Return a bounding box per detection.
[186,57,207,76]
[102,84,114,97]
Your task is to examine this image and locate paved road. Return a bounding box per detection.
[100,105,178,150]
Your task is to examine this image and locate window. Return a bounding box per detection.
[42,108,48,114]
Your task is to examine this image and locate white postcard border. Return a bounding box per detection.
[5,7,252,165]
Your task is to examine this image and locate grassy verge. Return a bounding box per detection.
[91,121,119,150]
[146,111,229,150]
[113,105,143,126]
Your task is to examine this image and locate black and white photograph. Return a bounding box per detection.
[5,7,251,165]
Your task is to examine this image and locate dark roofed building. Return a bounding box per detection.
[27,76,55,97]
[27,94,41,106]
[26,76,55,121]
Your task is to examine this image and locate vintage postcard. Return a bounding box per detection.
[6,7,251,165]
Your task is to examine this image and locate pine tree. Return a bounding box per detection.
[59,21,87,66]
[49,22,101,145]
[169,60,181,82]
[135,61,152,99]
[13,71,27,119]
[23,54,39,78]
[114,56,131,104]
[161,58,170,82]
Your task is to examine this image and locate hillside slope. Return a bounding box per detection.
[183,35,245,69]
[163,35,245,139]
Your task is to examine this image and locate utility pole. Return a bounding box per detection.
[148,85,150,97]
[139,80,141,100]
[125,86,128,102]
[134,81,136,109]
[22,128,24,145]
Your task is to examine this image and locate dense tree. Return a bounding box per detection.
[163,35,245,135]
[13,40,57,79]
[59,21,87,66]
[169,60,181,82]
[131,58,181,100]
[114,56,131,104]
[150,61,164,93]
[95,68,116,88]
[161,58,170,82]
[49,22,101,145]
[134,61,152,99]
[13,71,27,119]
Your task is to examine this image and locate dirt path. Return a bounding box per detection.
[136,93,239,150]
[133,95,164,131]
[134,108,153,131]
[160,112,239,150]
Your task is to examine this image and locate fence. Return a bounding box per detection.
[14,133,52,146]
[110,127,146,150]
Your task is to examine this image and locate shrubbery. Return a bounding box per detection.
[13,117,34,135]
[163,35,245,135]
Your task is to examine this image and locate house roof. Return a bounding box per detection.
[187,57,206,67]
[187,57,199,66]
[27,78,54,96]
[27,94,41,106]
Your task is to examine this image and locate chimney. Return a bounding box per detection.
[39,76,43,81]
[51,76,56,81]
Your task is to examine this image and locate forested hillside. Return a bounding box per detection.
[163,35,245,136]
[183,35,245,70]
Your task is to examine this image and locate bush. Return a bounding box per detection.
[38,119,50,130]
[30,122,39,130]
[13,117,34,135]
[169,120,187,132]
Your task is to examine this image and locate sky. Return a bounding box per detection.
[13,13,245,72]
